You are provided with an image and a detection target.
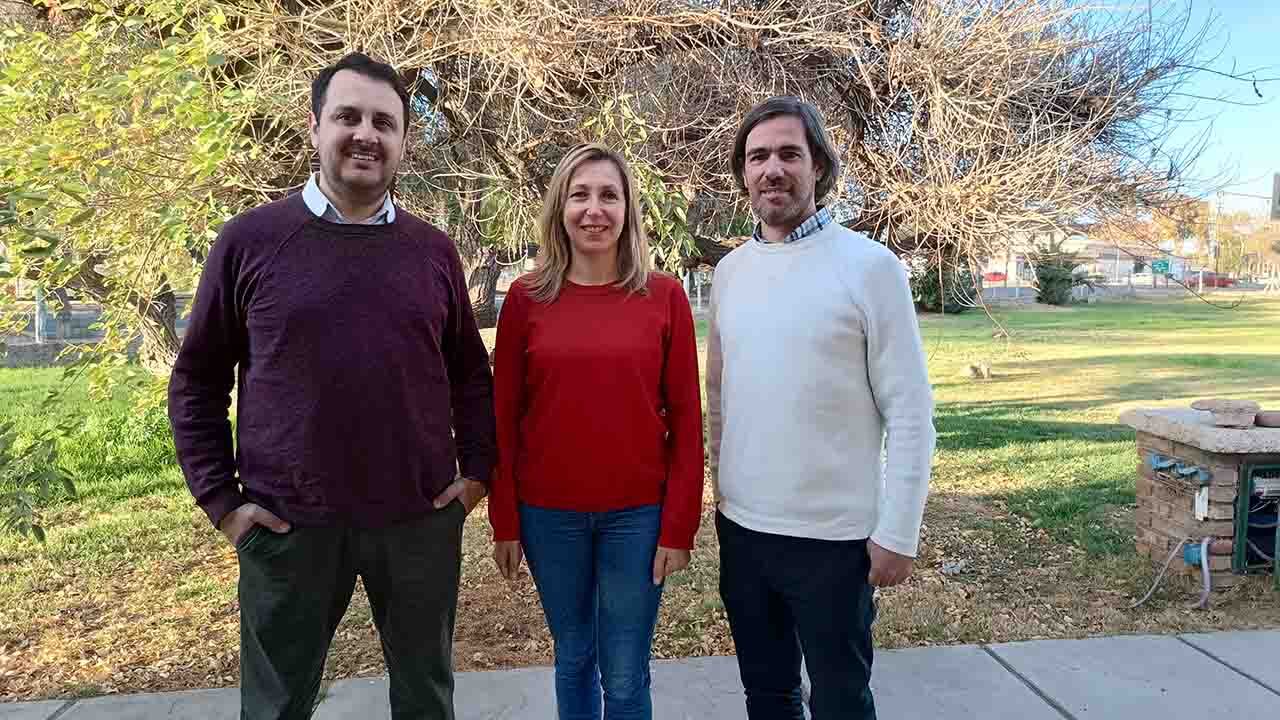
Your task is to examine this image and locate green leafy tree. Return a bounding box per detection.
[0,418,76,541]
[583,95,696,274]
[0,5,259,380]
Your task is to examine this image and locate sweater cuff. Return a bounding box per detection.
[201,485,246,531]
[459,455,494,486]
[489,513,520,543]
[658,520,698,551]
[870,530,919,559]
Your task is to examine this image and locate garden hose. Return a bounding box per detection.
[1131,536,1214,610]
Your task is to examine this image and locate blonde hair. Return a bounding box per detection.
[524,143,651,303]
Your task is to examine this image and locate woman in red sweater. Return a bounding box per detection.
[489,143,704,720]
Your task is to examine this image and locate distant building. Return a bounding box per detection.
[981,222,1091,286]
[980,220,1213,286]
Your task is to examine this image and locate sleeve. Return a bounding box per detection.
[864,253,937,558]
[167,229,247,530]
[440,240,497,484]
[704,268,725,503]
[658,281,706,550]
[488,281,529,542]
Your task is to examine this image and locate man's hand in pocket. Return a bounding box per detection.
[219,503,291,546]
[432,477,488,515]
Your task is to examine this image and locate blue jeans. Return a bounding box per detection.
[520,503,665,720]
[717,511,877,720]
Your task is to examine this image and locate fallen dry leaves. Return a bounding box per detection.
[3,486,1278,701]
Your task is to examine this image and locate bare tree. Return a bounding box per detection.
[8,0,1264,332]
[219,1,1261,279]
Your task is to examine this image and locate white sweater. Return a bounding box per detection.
[706,222,936,556]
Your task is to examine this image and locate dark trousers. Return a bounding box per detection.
[235,501,466,720]
[717,511,877,720]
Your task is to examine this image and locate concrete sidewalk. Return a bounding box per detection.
[5,630,1278,719]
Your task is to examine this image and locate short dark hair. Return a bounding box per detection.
[311,52,412,135]
[730,96,842,203]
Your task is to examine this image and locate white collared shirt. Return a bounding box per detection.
[302,173,396,225]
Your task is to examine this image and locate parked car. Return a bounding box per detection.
[1183,270,1235,288]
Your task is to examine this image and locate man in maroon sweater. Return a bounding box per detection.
[167,53,496,720]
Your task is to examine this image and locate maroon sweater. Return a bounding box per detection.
[168,193,496,530]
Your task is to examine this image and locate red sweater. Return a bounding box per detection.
[489,273,704,549]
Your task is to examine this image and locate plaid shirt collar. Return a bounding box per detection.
[752,206,833,244]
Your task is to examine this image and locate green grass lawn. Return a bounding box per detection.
[918,298,1280,555]
[690,296,1280,648]
[692,296,1279,556]
[0,370,191,555]
[3,294,1280,700]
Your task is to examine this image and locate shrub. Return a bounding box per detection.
[907,253,978,314]
[1026,238,1099,305]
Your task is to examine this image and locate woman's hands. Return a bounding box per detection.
[494,540,524,581]
[652,546,691,585]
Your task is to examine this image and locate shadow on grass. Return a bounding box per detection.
[999,352,1280,382]
[936,405,1127,453]
[1001,480,1135,556]
[949,353,1280,418]
[934,399,1139,557]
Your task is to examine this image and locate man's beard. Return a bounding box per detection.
[327,146,394,195]
[753,188,813,229]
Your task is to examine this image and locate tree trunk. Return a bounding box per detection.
[684,233,745,269]
[466,245,501,329]
[59,258,181,376]
[137,281,179,376]
[0,1,41,25]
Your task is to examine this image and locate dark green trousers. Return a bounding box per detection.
[235,500,466,720]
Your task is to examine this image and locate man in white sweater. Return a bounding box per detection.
[706,97,936,719]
